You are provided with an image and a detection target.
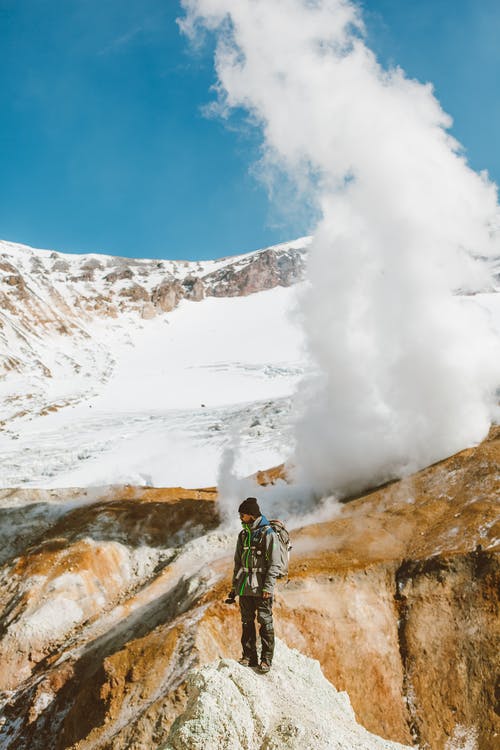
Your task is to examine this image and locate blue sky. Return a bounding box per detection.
[0,0,499,260]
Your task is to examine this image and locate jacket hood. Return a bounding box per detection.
[247,515,270,530]
[243,515,270,533]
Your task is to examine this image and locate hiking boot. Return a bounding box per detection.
[258,661,271,673]
[238,657,258,667]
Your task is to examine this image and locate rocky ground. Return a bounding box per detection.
[0,427,498,749]
[162,640,412,750]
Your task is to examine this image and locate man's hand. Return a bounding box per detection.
[224,590,237,604]
[262,591,272,599]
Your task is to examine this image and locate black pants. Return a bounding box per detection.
[239,595,275,665]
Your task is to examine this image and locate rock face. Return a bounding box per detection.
[396,554,499,749]
[275,427,500,749]
[0,428,498,749]
[202,245,306,297]
[162,641,412,750]
[151,278,185,312]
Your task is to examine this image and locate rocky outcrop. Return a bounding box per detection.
[147,243,306,310]
[203,245,307,297]
[275,427,500,749]
[182,276,205,302]
[0,429,498,749]
[162,641,412,750]
[151,279,185,312]
[273,552,498,749]
[0,486,218,692]
[395,553,499,749]
[117,282,149,301]
[104,268,135,284]
[141,301,157,319]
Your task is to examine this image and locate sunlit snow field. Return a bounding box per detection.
[0,286,308,488]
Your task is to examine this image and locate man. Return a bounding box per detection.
[226,497,281,673]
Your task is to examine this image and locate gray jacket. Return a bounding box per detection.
[232,515,281,597]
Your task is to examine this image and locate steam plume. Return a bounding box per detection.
[181,0,500,497]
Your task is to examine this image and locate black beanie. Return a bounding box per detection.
[238,497,261,517]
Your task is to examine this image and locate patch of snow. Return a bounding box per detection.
[46,572,85,592]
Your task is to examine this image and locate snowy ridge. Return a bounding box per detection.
[0,235,311,306]
[0,236,309,403]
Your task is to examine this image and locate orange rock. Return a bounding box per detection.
[0,429,498,749]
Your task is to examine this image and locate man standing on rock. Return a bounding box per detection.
[226,497,281,674]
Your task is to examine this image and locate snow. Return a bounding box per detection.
[0,235,311,289]
[0,236,498,489]
[0,284,307,488]
[90,290,305,412]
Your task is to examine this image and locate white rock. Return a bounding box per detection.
[162,640,413,750]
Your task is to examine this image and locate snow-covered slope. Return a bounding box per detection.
[0,287,307,487]
[0,238,310,487]
[0,236,309,388]
[1,236,498,489]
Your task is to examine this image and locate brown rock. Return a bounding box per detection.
[80,259,104,272]
[182,276,205,301]
[118,283,149,302]
[104,268,134,283]
[395,552,499,749]
[151,279,184,312]
[4,275,24,287]
[51,260,70,273]
[0,432,498,749]
[141,302,156,320]
[0,262,18,274]
[204,247,306,297]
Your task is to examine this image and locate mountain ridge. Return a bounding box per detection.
[0,237,309,453]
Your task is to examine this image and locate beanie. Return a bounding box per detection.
[238,497,261,517]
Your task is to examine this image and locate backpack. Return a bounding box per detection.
[268,519,292,579]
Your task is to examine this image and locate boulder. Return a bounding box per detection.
[151,280,185,312]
